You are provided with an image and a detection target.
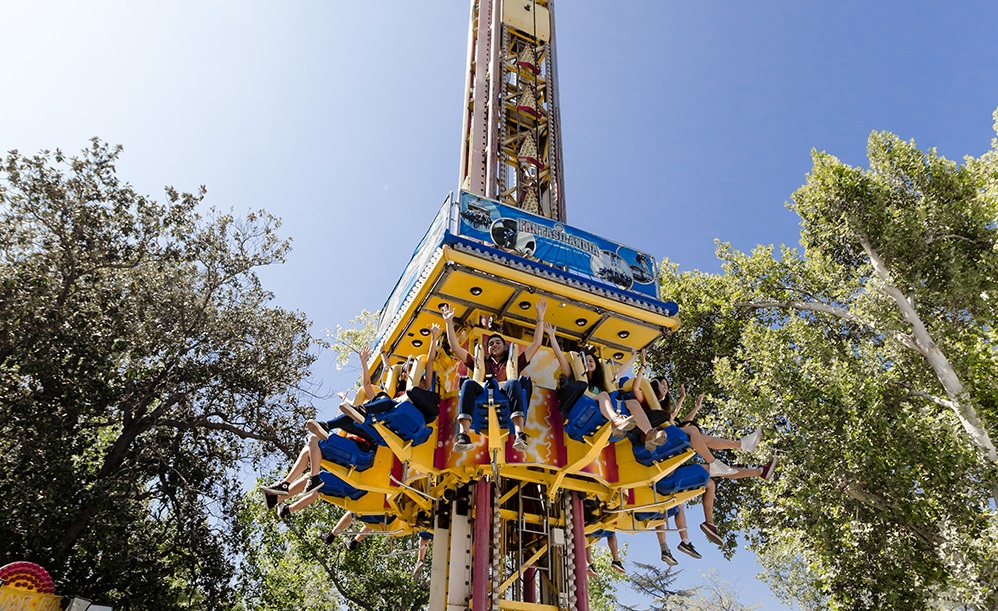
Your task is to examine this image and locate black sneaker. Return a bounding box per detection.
[661,548,679,566]
[453,432,473,452]
[345,538,360,552]
[261,480,290,496]
[610,560,626,574]
[304,474,324,495]
[319,531,338,545]
[512,431,528,452]
[277,503,291,520]
[677,541,702,559]
[263,491,278,511]
[307,419,331,441]
[586,563,597,577]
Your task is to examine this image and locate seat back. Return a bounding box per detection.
[318,471,368,500]
[319,434,377,471]
[630,425,691,466]
[373,400,433,446]
[654,463,710,496]
[384,363,406,398]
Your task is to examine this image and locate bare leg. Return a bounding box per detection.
[607,534,621,562]
[701,434,741,451]
[655,525,667,547]
[681,425,718,463]
[307,434,322,477]
[511,414,524,435]
[458,415,472,436]
[675,505,689,542]
[702,479,716,525]
[623,398,656,436]
[287,489,321,514]
[597,392,632,429]
[721,466,763,479]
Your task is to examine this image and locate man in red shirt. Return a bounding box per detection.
[442,300,547,452]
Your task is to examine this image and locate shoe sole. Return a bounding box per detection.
[611,564,627,574]
[678,546,702,559]
[700,523,723,545]
[662,555,679,566]
[263,491,278,510]
[761,457,778,480]
[453,444,474,452]
[340,403,366,424]
[306,420,331,441]
[260,485,289,496]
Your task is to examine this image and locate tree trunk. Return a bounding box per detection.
[858,232,998,464]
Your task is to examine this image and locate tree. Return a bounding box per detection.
[619,561,688,610]
[0,140,319,608]
[651,111,998,609]
[233,483,431,611]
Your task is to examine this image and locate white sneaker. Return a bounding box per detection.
[708,460,738,477]
[740,428,762,452]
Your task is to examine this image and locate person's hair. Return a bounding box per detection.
[583,346,608,391]
[652,377,673,412]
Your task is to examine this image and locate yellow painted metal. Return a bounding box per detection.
[320,447,398,494]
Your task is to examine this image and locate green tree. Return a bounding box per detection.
[652,112,998,609]
[0,140,319,608]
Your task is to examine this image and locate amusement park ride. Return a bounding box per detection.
[300,2,710,609]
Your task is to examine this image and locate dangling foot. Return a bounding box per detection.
[512,431,529,452]
[660,547,679,566]
[708,460,738,477]
[261,480,290,496]
[740,428,762,452]
[760,456,778,480]
[340,402,366,424]
[610,415,636,437]
[643,428,667,451]
[453,432,474,452]
[307,419,331,441]
[700,522,722,545]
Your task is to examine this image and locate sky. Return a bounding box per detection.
[3,1,998,608]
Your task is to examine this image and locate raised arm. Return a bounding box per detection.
[441,304,471,365]
[680,393,705,423]
[632,350,647,403]
[421,324,440,390]
[359,345,376,401]
[612,348,638,384]
[522,299,547,363]
[546,323,572,378]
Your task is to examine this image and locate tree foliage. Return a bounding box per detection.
[0,140,319,608]
[651,112,998,609]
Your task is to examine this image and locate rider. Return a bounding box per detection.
[443,300,547,452]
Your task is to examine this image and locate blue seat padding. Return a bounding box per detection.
[372,400,432,446]
[318,471,367,500]
[654,464,710,496]
[564,392,630,441]
[468,378,511,435]
[319,435,376,471]
[631,425,691,466]
[357,514,389,525]
[634,506,680,521]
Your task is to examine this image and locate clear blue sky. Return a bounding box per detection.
[4,2,998,608]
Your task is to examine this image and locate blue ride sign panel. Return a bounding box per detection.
[456,191,660,301]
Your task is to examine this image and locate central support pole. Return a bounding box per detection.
[472,479,493,611]
[571,492,590,611]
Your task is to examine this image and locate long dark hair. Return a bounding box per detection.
[652,377,673,413]
[583,347,609,392]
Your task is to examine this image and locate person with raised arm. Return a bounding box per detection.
[443,300,547,452]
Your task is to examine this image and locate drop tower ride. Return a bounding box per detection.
[313,3,706,610]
